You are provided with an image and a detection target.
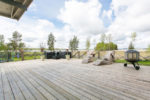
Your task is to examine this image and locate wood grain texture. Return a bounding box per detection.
[0,59,150,100]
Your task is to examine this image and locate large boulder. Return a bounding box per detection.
[82,51,95,64]
[82,58,91,64]
[93,59,113,66]
[103,51,115,62]
[93,51,115,66]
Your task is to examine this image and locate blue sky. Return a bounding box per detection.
[25,0,112,28]
[0,0,150,49]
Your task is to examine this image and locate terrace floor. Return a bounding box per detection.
[0,59,150,100]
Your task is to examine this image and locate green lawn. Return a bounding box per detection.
[115,59,150,66]
[13,56,41,61]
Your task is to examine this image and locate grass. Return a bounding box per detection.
[13,52,43,61]
[0,56,41,62]
[115,59,150,66]
[13,56,41,61]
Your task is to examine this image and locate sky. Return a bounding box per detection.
[0,0,150,49]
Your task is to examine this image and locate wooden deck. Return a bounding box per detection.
[0,59,150,100]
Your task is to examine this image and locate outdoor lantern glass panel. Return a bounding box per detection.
[128,53,133,60]
[133,53,137,60]
[125,50,139,62]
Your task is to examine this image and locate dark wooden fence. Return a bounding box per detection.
[1,50,150,63]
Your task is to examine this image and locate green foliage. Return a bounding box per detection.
[14,54,41,61]
[6,43,12,50]
[8,31,25,51]
[19,42,25,49]
[0,44,6,51]
[0,35,8,51]
[0,34,4,44]
[86,38,90,51]
[95,42,105,51]
[96,33,116,51]
[69,36,79,51]
[95,42,117,51]
[0,34,5,51]
[128,42,134,50]
[115,59,150,66]
[108,42,118,50]
[47,32,56,51]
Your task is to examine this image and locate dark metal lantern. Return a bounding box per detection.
[124,50,140,70]
[125,50,139,62]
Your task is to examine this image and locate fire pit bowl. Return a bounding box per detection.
[124,50,140,70]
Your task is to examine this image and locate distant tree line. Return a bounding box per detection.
[1,31,149,53]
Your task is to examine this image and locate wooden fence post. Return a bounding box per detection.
[21,50,24,61]
[78,51,80,59]
[98,51,100,59]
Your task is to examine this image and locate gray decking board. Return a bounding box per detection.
[0,59,150,100]
[0,67,4,100]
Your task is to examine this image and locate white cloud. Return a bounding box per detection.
[0,16,77,49]
[0,0,106,49]
[0,17,55,48]
[58,0,105,35]
[105,0,150,49]
[0,0,150,50]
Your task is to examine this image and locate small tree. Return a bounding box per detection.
[100,33,106,43]
[93,39,96,49]
[0,34,4,44]
[40,42,45,52]
[19,42,25,50]
[100,33,106,50]
[128,32,136,50]
[19,42,25,61]
[106,34,112,50]
[0,34,5,51]
[106,34,112,43]
[128,42,134,50]
[86,38,90,51]
[47,32,56,51]
[131,32,136,41]
[69,36,79,51]
[9,31,25,53]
